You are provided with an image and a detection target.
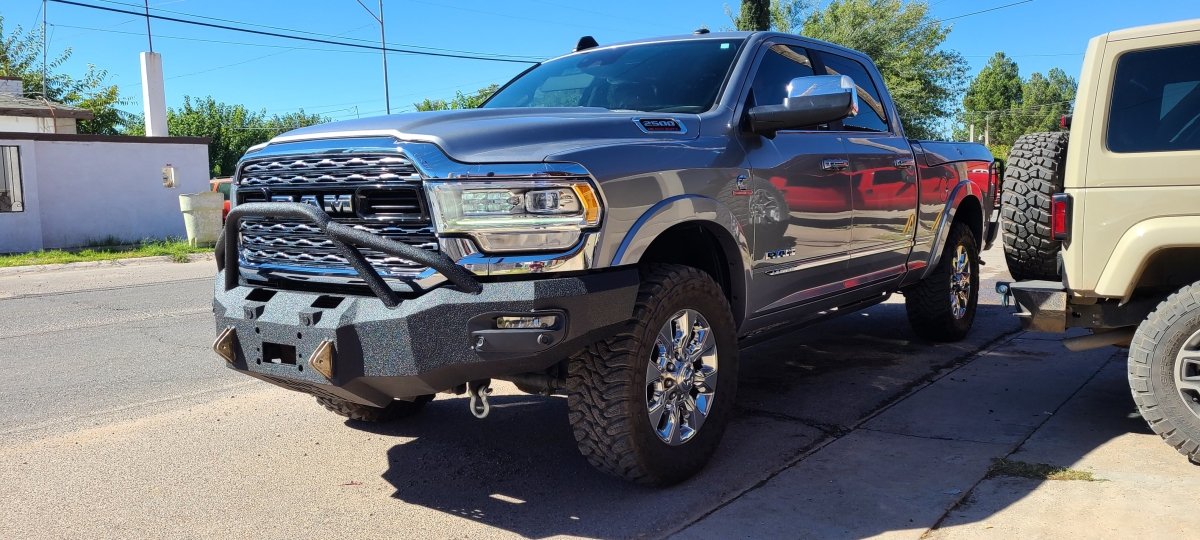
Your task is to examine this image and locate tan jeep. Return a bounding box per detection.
[1000,18,1200,464]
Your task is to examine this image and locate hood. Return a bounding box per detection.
[272,107,701,163]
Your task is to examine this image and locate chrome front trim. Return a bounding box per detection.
[234,136,602,292]
[239,233,601,292]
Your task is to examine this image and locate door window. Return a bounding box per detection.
[0,146,23,213]
[814,52,889,133]
[1107,44,1200,153]
[749,44,816,108]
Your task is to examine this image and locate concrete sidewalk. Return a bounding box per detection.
[675,333,1200,539]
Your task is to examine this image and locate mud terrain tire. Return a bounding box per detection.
[316,395,433,422]
[1129,282,1200,465]
[566,264,738,485]
[1001,131,1069,281]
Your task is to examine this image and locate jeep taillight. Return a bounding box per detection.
[1051,193,1072,241]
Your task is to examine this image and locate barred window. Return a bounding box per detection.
[0,146,23,213]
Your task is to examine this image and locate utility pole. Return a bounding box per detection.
[42,0,47,97]
[355,0,390,114]
[143,0,153,51]
[969,123,975,143]
[379,0,390,114]
[984,113,991,147]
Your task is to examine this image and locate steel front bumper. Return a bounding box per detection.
[212,201,637,407]
[214,268,638,406]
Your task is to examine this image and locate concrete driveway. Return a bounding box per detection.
[0,246,1195,539]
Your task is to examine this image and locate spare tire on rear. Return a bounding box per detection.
[1001,132,1069,281]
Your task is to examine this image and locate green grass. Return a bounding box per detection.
[0,239,210,268]
[987,458,1100,482]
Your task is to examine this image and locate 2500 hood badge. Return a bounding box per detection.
[634,117,686,134]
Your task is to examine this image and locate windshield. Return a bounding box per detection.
[484,39,745,114]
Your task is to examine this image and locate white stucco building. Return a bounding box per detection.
[0,77,211,253]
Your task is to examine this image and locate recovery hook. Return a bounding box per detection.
[467,379,492,419]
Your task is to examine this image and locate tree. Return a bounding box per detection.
[127,96,328,176]
[958,53,1076,156]
[957,52,1023,145]
[734,0,771,31]
[0,16,127,134]
[414,84,500,112]
[801,0,967,139]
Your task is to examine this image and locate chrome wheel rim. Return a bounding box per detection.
[1175,327,1200,421]
[949,245,972,320]
[646,309,719,446]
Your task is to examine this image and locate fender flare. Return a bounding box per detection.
[1095,216,1200,301]
[922,180,984,279]
[608,194,752,323]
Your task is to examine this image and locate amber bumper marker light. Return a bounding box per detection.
[213,327,238,364]
[310,340,336,380]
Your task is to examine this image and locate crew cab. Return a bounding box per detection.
[213,31,996,485]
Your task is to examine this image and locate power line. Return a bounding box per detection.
[47,0,543,64]
[935,0,1034,23]
[89,0,545,60]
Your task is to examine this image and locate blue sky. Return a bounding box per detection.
[8,0,1200,122]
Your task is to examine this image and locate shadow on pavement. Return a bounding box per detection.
[353,301,1150,539]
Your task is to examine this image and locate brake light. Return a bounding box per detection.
[1060,115,1072,129]
[1051,193,1072,241]
[990,163,1001,207]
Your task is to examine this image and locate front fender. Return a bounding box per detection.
[606,194,753,323]
[1094,216,1200,301]
[919,180,983,281]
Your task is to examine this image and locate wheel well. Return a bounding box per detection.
[1132,247,1200,299]
[638,221,744,324]
[953,195,983,243]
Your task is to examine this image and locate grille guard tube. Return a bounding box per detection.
[215,202,483,307]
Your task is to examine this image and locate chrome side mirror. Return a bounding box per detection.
[749,75,860,137]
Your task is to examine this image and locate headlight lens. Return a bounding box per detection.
[425,179,602,253]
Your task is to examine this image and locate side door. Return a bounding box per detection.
[813,51,917,281]
[741,41,853,315]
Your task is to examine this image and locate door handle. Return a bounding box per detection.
[821,158,849,172]
[894,158,916,169]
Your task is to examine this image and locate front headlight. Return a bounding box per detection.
[425,178,602,253]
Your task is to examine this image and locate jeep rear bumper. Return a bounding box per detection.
[998,280,1157,334]
[213,268,638,407]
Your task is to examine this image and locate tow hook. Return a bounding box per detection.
[467,379,492,419]
[996,282,1012,307]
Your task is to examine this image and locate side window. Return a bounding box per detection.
[1107,44,1200,153]
[750,44,815,109]
[815,52,889,133]
[0,146,23,213]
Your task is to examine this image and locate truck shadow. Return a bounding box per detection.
[358,303,1148,539]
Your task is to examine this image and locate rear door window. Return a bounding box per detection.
[1107,44,1200,153]
[813,52,890,133]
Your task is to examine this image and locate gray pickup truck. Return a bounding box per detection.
[212,31,997,485]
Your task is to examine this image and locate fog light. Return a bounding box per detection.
[309,340,336,380]
[213,326,238,363]
[495,315,559,330]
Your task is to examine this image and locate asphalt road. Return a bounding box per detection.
[1,250,1026,538]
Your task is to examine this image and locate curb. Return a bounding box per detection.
[0,252,215,276]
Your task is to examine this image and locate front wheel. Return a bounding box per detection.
[1129,282,1200,464]
[904,222,979,342]
[566,264,738,485]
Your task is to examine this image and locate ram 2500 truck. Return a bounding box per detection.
[212,31,997,485]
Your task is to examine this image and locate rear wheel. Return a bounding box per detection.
[316,394,433,422]
[566,264,738,485]
[1001,131,1069,281]
[904,222,979,342]
[1129,282,1200,464]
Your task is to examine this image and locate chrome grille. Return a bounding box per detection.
[235,151,435,281]
[238,154,420,187]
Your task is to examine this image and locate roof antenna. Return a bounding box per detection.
[694,28,710,34]
[574,36,599,52]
